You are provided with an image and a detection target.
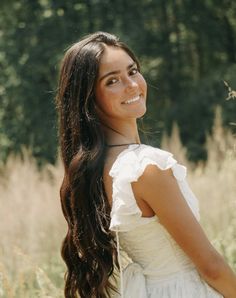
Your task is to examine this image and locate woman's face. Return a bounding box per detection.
[95,46,147,124]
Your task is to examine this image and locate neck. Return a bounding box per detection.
[101,119,140,145]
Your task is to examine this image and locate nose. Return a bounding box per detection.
[125,76,138,91]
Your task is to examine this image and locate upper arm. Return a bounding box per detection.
[131,164,222,274]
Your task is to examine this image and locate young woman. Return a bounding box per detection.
[56,32,236,298]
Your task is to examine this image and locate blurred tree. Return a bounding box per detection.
[0,0,235,164]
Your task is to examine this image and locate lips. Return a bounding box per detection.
[122,95,141,104]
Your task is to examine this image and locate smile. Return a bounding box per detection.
[122,95,141,104]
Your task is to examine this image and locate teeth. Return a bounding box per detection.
[123,96,140,104]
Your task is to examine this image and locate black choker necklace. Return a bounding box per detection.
[105,142,141,147]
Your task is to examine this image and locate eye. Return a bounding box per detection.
[106,78,118,86]
[129,67,138,76]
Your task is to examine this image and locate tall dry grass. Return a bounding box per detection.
[0,150,66,297]
[162,106,236,269]
[0,106,235,297]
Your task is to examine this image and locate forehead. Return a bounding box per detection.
[98,46,134,74]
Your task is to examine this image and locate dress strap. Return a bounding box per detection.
[115,230,124,297]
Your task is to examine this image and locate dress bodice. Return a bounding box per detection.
[108,144,222,298]
[118,220,195,280]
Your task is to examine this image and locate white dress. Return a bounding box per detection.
[108,144,223,298]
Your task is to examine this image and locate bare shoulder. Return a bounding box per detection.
[132,164,175,202]
[132,163,197,230]
[131,164,222,274]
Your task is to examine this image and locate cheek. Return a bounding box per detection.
[136,74,147,94]
[96,85,121,106]
[140,75,147,92]
[95,88,116,116]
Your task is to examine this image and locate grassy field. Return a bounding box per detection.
[0,109,235,297]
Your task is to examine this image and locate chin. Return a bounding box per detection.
[136,106,147,118]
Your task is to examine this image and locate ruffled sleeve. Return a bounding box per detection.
[109,145,199,232]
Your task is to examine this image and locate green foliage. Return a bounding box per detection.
[0,0,236,163]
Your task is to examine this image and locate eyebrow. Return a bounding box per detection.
[99,62,137,82]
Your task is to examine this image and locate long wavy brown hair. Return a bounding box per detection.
[55,32,140,297]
